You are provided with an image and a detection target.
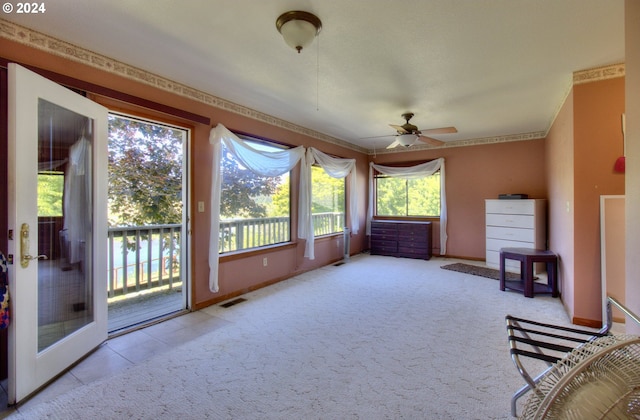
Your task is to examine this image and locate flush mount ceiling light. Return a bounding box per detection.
[276,11,322,53]
[397,134,418,147]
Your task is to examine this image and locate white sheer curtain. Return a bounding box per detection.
[63,136,91,264]
[367,158,447,254]
[298,147,358,259]
[209,124,305,292]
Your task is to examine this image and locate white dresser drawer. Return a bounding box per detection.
[486,226,535,242]
[486,213,534,229]
[486,250,521,272]
[486,199,535,215]
[486,238,533,253]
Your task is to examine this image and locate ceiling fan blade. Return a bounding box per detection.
[417,135,445,146]
[359,134,396,139]
[419,126,458,135]
[389,124,409,134]
[386,139,402,149]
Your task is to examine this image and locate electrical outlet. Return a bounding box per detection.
[263,257,268,267]
[198,201,205,212]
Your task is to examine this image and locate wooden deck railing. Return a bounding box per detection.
[107,224,182,298]
[107,212,343,298]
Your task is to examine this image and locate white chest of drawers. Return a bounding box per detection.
[485,199,546,271]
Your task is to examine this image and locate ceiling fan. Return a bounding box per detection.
[385,112,457,149]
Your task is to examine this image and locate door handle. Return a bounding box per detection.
[20,223,48,268]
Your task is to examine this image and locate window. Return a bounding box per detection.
[219,138,291,253]
[311,165,345,236]
[38,171,64,217]
[375,171,440,217]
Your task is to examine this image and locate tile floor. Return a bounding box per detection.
[0,309,228,418]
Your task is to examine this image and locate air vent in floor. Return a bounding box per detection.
[220,297,247,308]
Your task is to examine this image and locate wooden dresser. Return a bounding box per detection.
[485,199,546,271]
[370,220,432,260]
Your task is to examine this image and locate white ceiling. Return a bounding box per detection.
[4,0,625,151]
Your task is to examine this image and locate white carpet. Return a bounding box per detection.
[10,254,575,419]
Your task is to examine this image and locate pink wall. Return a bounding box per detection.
[572,77,625,324]
[626,0,640,335]
[546,76,625,326]
[370,139,547,260]
[546,90,576,317]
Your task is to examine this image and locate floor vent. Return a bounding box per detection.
[333,262,345,267]
[220,297,247,308]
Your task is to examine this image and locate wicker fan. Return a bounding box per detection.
[521,335,640,419]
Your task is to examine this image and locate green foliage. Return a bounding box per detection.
[108,116,184,227]
[311,166,345,214]
[37,172,64,217]
[376,173,440,216]
[220,144,282,218]
[269,176,291,217]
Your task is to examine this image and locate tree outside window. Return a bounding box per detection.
[311,165,345,236]
[376,171,440,217]
[219,139,291,252]
[38,171,64,217]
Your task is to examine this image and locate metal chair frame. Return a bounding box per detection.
[505,296,640,417]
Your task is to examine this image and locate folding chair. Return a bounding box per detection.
[505,297,639,417]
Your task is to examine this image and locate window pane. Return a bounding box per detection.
[38,171,64,217]
[311,166,345,236]
[408,173,440,216]
[219,140,290,253]
[376,176,408,216]
[375,172,440,217]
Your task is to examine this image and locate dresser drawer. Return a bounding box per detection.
[397,249,430,259]
[397,224,428,234]
[371,238,397,251]
[486,200,535,215]
[371,231,397,241]
[486,214,534,229]
[486,226,535,243]
[397,232,427,244]
[486,238,532,253]
[398,243,429,254]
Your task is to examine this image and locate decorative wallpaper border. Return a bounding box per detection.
[371,131,547,155]
[573,63,625,85]
[0,19,622,155]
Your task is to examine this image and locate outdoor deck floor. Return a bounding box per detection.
[108,287,185,333]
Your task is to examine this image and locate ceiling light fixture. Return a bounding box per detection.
[276,11,322,53]
[396,134,418,147]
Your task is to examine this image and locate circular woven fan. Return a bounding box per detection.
[521,335,640,419]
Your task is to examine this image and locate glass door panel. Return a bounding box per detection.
[37,99,94,351]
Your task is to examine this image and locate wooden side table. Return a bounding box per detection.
[499,247,558,298]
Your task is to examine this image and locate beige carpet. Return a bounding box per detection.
[10,254,573,419]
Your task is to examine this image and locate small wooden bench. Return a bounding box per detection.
[499,247,558,298]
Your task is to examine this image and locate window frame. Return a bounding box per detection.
[373,164,441,220]
[217,134,294,254]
